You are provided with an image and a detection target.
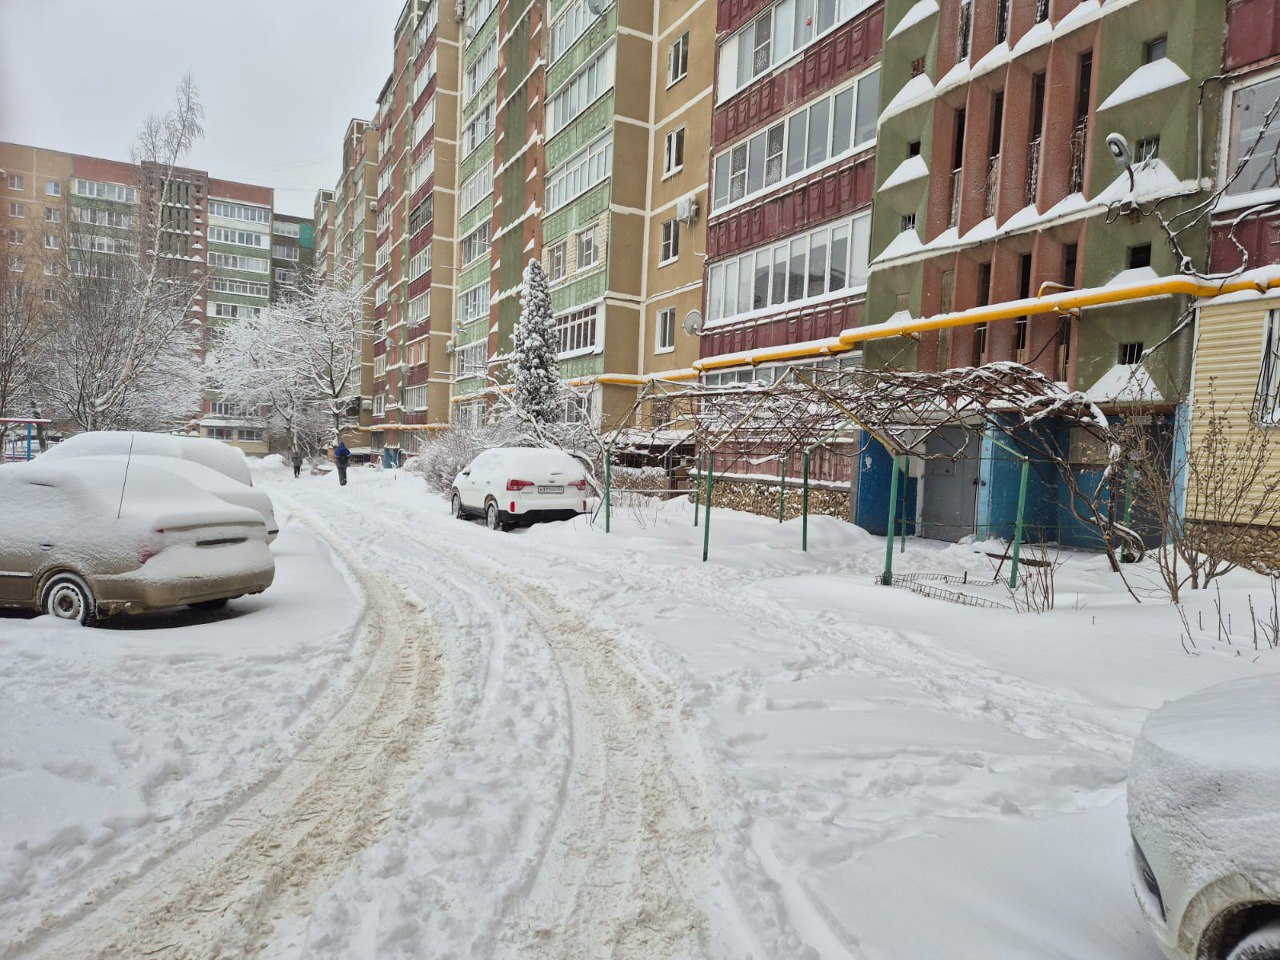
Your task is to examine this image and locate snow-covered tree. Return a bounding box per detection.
[510,259,562,424]
[208,259,367,448]
[0,246,46,446]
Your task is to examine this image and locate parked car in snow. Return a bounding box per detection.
[76,455,278,541]
[451,447,590,531]
[1128,675,1280,960]
[0,459,275,625]
[43,431,255,486]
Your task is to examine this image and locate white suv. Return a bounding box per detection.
[451,447,590,531]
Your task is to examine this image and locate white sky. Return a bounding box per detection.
[0,0,405,218]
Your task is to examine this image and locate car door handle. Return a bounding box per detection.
[39,543,53,551]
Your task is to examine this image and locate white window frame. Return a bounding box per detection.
[459,164,494,214]
[548,239,568,282]
[668,32,689,87]
[1223,69,1280,207]
[547,43,616,137]
[576,226,599,270]
[555,304,600,357]
[663,127,686,177]
[546,133,613,212]
[659,219,680,265]
[656,306,676,353]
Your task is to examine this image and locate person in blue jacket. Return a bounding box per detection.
[334,441,351,486]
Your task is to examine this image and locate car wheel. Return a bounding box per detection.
[188,598,230,611]
[452,491,466,519]
[485,501,504,532]
[41,573,96,626]
[1230,922,1280,960]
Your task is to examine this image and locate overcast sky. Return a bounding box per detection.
[0,0,405,217]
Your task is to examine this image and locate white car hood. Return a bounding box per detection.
[1129,674,1280,931]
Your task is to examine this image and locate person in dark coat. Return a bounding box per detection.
[291,450,304,478]
[334,441,351,486]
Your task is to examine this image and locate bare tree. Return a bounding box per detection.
[0,238,48,448]
[35,75,208,432]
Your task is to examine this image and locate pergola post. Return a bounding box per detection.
[778,461,787,523]
[604,445,613,533]
[1009,456,1030,588]
[802,449,811,552]
[702,451,714,562]
[692,450,702,527]
[882,455,900,585]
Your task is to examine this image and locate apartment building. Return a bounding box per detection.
[0,141,310,454]
[270,212,314,295]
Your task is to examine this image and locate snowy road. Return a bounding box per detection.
[5,462,1278,959]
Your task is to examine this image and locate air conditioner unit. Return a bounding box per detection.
[675,194,700,224]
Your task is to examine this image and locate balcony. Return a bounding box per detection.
[957,3,972,60]
[984,155,1000,219]
[1026,138,1041,207]
[1069,123,1088,195]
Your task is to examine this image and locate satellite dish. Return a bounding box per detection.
[586,0,606,16]
[683,309,704,336]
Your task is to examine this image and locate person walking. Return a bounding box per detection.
[291,450,304,478]
[334,441,351,486]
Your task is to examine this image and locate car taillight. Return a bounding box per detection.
[570,478,588,490]
[139,529,165,565]
[507,479,534,491]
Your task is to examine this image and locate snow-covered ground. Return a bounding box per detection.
[4,460,1278,959]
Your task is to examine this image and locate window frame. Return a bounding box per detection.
[655,306,676,353]
[663,127,686,178]
[659,219,680,265]
[668,32,690,87]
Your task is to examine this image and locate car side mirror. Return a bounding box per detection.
[461,470,470,476]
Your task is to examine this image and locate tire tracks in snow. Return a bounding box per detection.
[283,492,716,960]
[6,515,449,960]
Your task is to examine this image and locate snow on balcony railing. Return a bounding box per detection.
[950,168,962,228]
[1068,123,1088,195]
[1026,138,1041,207]
[984,155,1000,219]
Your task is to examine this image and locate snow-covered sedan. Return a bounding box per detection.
[43,430,255,486]
[451,447,591,531]
[0,459,275,625]
[1128,675,1280,960]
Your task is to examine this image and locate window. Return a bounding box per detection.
[209,302,263,320]
[44,207,61,223]
[73,179,138,204]
[373,394,386,417]
[8,256,23,272]
[460,281,491,322]
[555,305,599,355]
[376,243,391,271]
[466,0,498,43]
[409,195,434,235]
[375,353,388,378]
[378,163,394,197]
[409,292,431,324]
[5,228,20,244]
[711,69,879,210]
[669,32,689,86]
[550,0,591,61]
[706,212,871,324]
[717,0,874,100]
[466,36,499,99]
[1062,242,1079,286]
[456,340,487,378]
[1144,36,1168,63]
[8,203,23,218]
[410,246,433,280]
[273,243,301,261]
[414,99,436,145]
[1256,311,1280,423]
[900,213,916,231]
[546,133,613,212]
[43,287,55,302]
[549,240,568,281]
[45,180,61,197]
[908,140,921,157]
[208,200,270,223]
[208,226,269,248]
[274,220,301,238]
[210,277,270,298]
[660,219,680,263]
[275,268,297,286]
[1226,74,1280,197]
[376,281,389,305]
[459,164,494,214]
[663,127,686,176]
[237,429,264,443]
[548,44,616,136]
[462,222,491,265]
[576,227,599,269]
[1119,341,1145,365]
[209,252,270,273]
[656,307,676,351]
[463,99,496,154]
[974,322,989,363]
[6,175,22,191]
[1136,136,1160,162]
[1128,243,1152,269]
[404,385,428,411]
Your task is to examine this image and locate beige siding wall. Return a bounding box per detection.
[1188,295,1279,521]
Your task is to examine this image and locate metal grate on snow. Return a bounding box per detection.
[881,573,1012,609]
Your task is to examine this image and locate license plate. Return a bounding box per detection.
[538,485,564,494]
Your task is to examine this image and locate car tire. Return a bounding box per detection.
[485,501,505,532]
[189,598,230,611]
[41,573,96,626]
[452,490,466,519]
[1230,922,1280,960]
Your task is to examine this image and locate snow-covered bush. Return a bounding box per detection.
[409,417,525,494]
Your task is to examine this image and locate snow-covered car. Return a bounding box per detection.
[76,454,279,541]
[0,459,275,624]
[1128,675,1280,960]
[43,431,255,486]
[450,447,590,531]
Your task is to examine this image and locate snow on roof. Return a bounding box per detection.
[888,0,938,38]
[1094,159,1185,206]
[880,73,934,121]
[1097,58,1189,112]
[1085,363,1164,403]
[873,229,926,264]
[880,155,929,191]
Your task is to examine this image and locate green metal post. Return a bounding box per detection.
[692,451,701,527]
[702,452,714,562]
[802,450,811,552]
[778,463,787,522]
[899,457,908,553]
[882,456,900,585]
[26,423,33,461]
[604,447,612,534]
[1009,457,1030,588]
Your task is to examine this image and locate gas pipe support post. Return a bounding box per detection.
[802,449,811,552]
[882,454,900,585]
